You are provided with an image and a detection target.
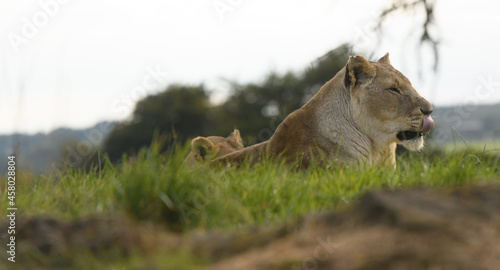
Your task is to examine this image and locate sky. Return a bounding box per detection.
[1,0,500,135]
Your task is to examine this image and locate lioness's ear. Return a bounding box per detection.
[191,137,215,161]
[344,55,376,89]
[377,52,391,65]
[227,129,244,149]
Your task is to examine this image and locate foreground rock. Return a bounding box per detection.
[0,215,181,267]
[203,183,500,270]
[2,182,499,269]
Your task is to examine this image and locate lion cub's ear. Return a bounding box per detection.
[344,55,376,89]
[191,137,217,161]
[377,52,391,65]
[227,129,244,149]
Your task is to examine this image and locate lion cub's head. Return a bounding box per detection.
[344,53,434,151]
[184,129,244,167]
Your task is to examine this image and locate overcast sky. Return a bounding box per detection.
[1,0,500,135]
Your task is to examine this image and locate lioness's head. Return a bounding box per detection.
[344,53,434,151]
[184,129,244,167]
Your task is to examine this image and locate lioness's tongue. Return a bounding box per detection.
[420,115,435,133]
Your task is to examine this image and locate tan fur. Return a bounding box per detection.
[184,129,243,167]
[214,53,434,168]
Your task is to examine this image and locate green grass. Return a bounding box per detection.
[428,138,500,152]
[1,140,499,268]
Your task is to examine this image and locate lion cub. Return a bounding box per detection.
[184,129,244,167]
[214,53,434,168]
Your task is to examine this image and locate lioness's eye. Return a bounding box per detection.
[389,87,401,94]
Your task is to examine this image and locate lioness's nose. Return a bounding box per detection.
[419,98,433,115]
[420,106,433,115]
[420,108,432,115]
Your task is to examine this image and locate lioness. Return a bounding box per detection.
[214,53,434,168]
[184,129,244,167]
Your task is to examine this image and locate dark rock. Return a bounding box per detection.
[205,182,500,270]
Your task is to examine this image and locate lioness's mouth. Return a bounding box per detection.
[397,130,423,141]
[397,115,435,141]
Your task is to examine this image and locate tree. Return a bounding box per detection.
[103,84,212,161]
[103,44,353,159]
[217,44,352,145]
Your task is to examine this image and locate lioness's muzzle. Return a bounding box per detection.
[397,115,435,141]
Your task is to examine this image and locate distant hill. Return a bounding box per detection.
[429,103,500,144]
[0,121,114,175]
